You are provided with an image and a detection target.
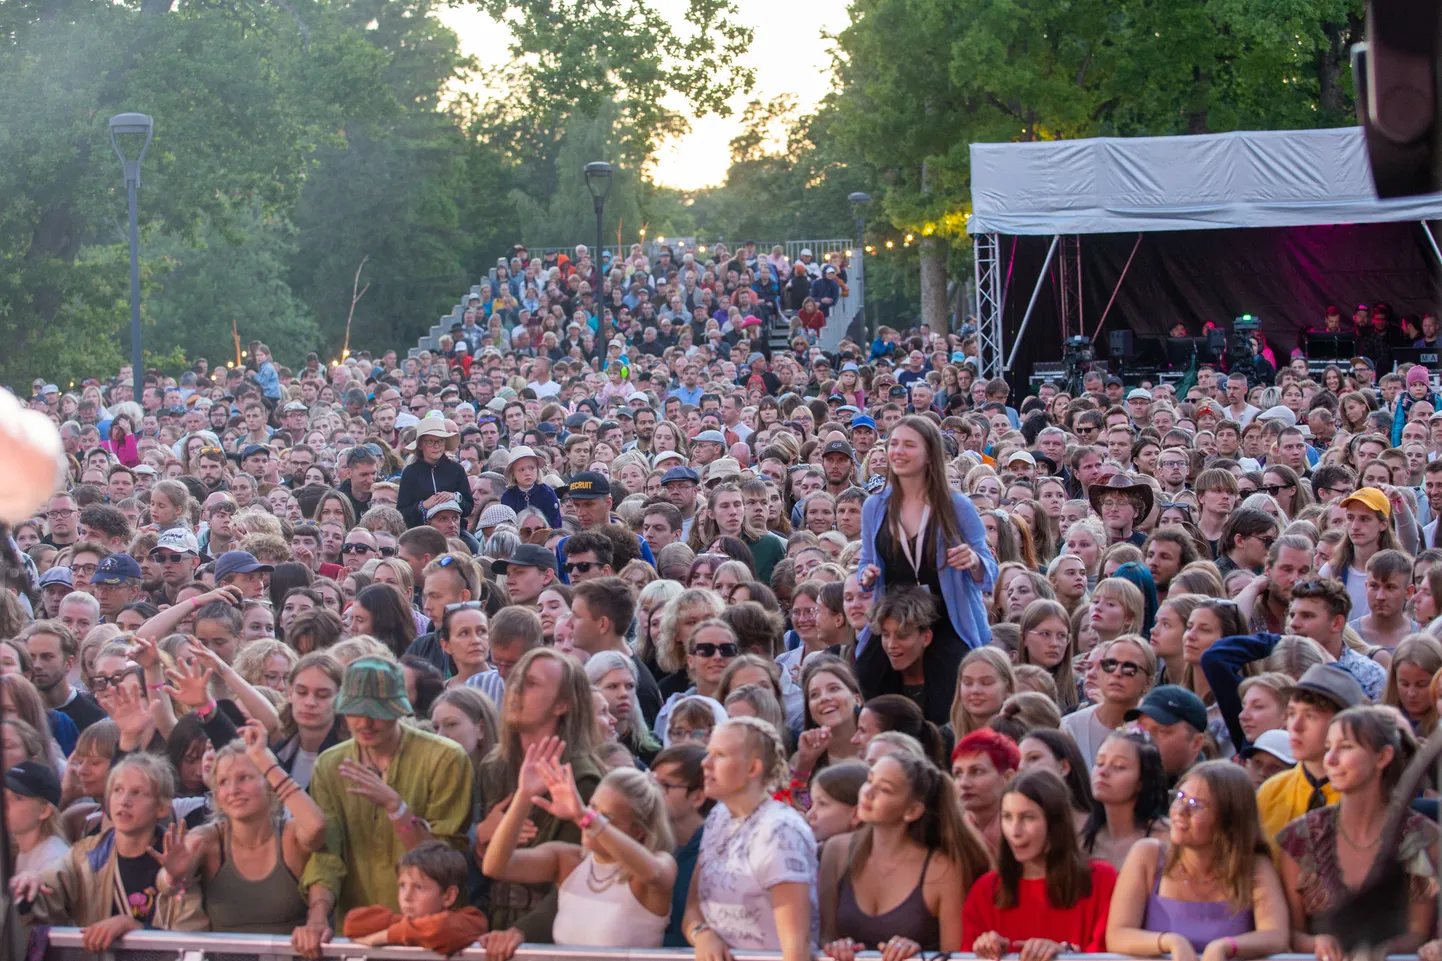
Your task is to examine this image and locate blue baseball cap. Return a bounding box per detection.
[850,415,878,431]
[214,550,274,582]
[661,465,701,485]
[92,554,142,585]
[951,351,967,362]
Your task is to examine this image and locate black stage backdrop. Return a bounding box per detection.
[997,222,1442,384]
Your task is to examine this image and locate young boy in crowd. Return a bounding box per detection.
[1256,664,1366,839]
[342,841,488,955]
[1350,549,1416,650]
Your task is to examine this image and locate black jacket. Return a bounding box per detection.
[336,478,372,523]
[397,454,474,529]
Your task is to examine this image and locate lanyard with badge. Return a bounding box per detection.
[895,505,931,591]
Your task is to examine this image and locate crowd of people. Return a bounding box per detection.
[4,243,1442,961]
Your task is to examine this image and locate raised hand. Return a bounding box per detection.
[239,718,274,766]
[164,658,215,711]
[109,681,152,737]
[795,726,831,772]
[517,735,564,799]
[531,760,585,822]
[148,820,198,881]
[126,635,162,670]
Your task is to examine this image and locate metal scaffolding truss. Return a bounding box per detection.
[973,232,1004,378]
[1058,234,1083,342]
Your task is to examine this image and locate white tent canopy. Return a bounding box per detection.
[968,126,1442,236]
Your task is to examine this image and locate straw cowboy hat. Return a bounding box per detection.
[405,416,459,452]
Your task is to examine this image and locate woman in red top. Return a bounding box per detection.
[962,769,1118,961]
[796,297,826,341]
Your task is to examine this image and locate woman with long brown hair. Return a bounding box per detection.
[856,415,997,708]
[819,752,992,961]
[1107,761,1289,960]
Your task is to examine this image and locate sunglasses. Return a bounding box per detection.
[1263,484,1295,496]
[151,553,191,564]
[565,561,600,575]
[379,547,396,557]
[690,642,739,659]
[341,543,376,554]
[1099,658,1144,677]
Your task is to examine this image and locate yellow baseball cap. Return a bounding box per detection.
[1339,487,1390,518]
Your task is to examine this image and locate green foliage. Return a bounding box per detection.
[468,0,755,159]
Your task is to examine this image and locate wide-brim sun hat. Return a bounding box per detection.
[405,417,460,452]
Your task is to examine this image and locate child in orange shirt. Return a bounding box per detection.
[343,841,488,956]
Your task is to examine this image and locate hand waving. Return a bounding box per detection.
[531,759,585,822]
[239,718,275,767]
[164,658,215,712]
[517,735,565,799]
[126,635,162,670]
[147,820,198,881]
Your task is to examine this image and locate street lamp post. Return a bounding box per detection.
[584,161,614,291]
[110,113,154,405]
[848,191,873,343]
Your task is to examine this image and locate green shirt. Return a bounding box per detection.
[746,531,786,584]
[302,725,473,916]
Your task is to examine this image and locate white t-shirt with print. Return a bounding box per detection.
[697,798,818,950]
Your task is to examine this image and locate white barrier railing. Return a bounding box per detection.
[38,931,1421,961]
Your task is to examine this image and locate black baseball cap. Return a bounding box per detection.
[493,544,559,575]
[1124,685,1208,733]
[6,760,61,807]
[567,472,611,500]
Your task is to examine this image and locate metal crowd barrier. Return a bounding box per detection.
[37,931,1421,961]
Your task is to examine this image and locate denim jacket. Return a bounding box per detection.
[856,486,997,652]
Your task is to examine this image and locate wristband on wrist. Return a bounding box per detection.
[1224,937,1239,958]
[576,808,599,831]
[194,699,217,719]
[191,596,201,610]
[689,922,711,943]
[388,800,410,822]
[148,682,166,692]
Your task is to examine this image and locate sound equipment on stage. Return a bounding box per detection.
[1304,330,1356,362]
[1108,329,1135,359]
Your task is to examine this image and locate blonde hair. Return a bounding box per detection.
[1091,577,1145,636]
[598,767,674,854]
[656,589,725,674]
[328,636,391,667]
[720,716,789,791]
[232,640,297,689]
[106,752,176,808]
[950,647,1016,737]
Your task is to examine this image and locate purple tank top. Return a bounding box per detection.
[1142,847,1254,952]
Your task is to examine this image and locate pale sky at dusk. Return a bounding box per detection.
[436,1,849,190]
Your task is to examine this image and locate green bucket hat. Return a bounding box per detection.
[334,656,412,721]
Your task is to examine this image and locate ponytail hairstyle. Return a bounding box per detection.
[996,769,1091,910]
[598,766,674,855]
[858,694,947,768]
[852,752,993,889]
[1019,728,1094,815]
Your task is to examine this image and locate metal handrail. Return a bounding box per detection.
[39,931,1421,961]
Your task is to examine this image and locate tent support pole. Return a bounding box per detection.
[1422,221,1442,269]
[1004,235,1059,371]
[1090,232,1143,343]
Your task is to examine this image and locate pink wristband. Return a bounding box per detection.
[1224,937,1238,958]
[195,699,217,719]
[576,808,598,831]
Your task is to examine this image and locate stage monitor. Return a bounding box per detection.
[1391,346,1441,371]
[1305,331,1356,362]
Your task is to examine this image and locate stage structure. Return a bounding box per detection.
[969,127,1442,381]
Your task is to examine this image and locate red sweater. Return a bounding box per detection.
[961,861,1117,952]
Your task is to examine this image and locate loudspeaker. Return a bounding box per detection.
[1108,329,1134,359]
